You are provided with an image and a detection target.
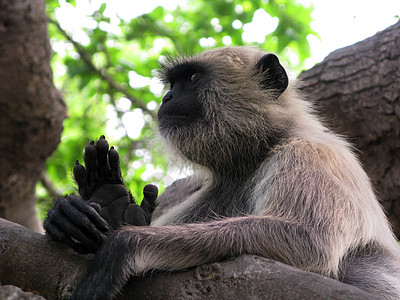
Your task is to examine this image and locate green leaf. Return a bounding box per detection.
[40,0,317,211]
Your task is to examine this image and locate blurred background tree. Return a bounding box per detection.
[38,0,317,218]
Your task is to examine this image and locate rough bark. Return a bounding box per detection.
[0,0,65,231]
[300,20,400,237]
[0,218,378,300]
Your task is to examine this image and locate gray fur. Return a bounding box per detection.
[84,47,400,299]
[152,47,400,298]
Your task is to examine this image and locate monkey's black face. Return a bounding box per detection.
[156,48,290,169]
[158,62,207,130]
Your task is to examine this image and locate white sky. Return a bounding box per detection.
[55,0,400,65]
[307,0,399,65]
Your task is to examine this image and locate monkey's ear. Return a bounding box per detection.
[255,54,288,97]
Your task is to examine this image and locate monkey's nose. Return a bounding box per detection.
[162,92,173,104]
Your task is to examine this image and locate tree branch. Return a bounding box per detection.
[0,218,377,300]
[48,18,156,118]
[0,218,89,300]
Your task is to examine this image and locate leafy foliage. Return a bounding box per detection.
[38,0,316,219]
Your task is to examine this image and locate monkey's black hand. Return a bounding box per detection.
[73,135,158,229]
[44,136,158,254]
[44,195,110,254]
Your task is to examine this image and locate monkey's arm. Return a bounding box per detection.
[71,217,329,300]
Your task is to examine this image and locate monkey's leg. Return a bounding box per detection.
[340,244,400,299]
[73,135,158,227]
[71,216,333,300]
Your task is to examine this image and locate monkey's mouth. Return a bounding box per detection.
[158,107,192,123]
[161,111,189,119]
[158,112,202,134]
[158,115,194,131]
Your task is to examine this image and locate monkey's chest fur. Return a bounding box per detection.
[155,178,257,225]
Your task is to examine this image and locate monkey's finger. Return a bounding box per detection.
[83,141,98,186]
[59,201,109,247]
[46,197,106,251]
[89,202,101,214]
[44,213,64,242]
[44,220,67,242]
[108,146,123,184]
[96,135,109,181]
[46,201,104,252]
[45,220,78,247]
[124,203,146,226]
[54,212,103,253]
[73,160,88,199]
[141,184,158,215]
[44,219,93,254]
[67,195,110,232]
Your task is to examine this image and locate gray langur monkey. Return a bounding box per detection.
[48,46,400,299]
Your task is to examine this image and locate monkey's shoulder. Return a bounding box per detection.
[267,136,354,170]
[254,136,368,203]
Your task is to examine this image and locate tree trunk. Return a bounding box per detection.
[300,20,400,237]
[0,218,377,300]
[0,0,65,231]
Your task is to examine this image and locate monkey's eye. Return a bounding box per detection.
[190,72,200,83]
